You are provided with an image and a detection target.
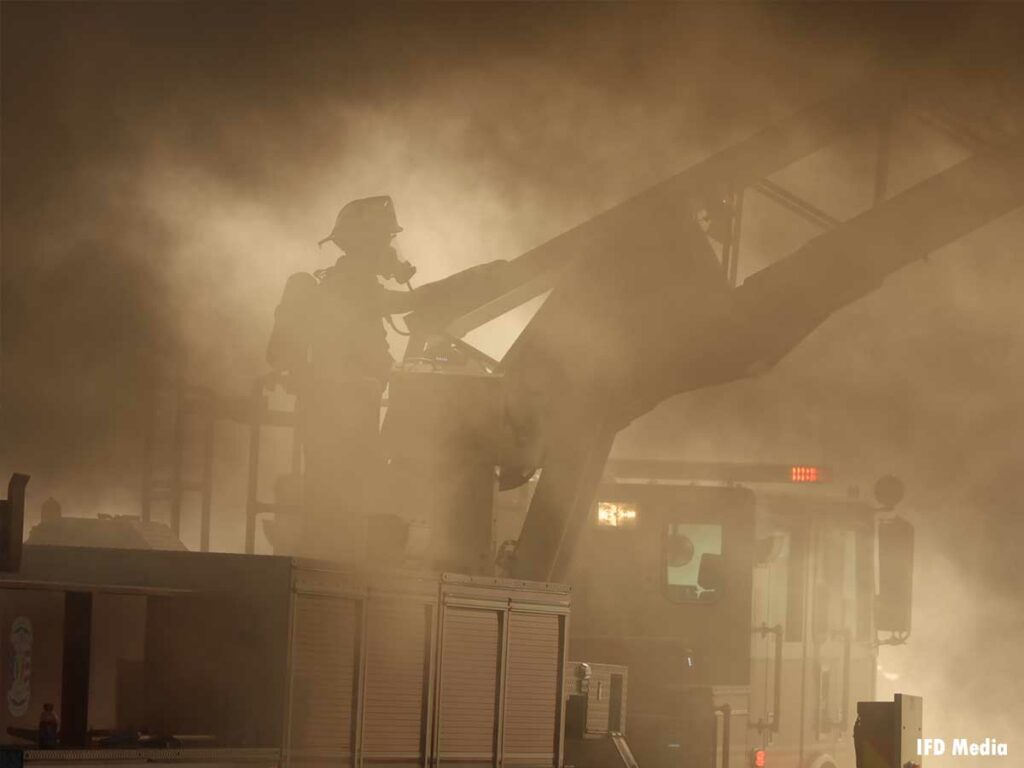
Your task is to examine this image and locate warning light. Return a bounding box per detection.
[753,748,767,768]
[596,501,638,528]
[790,465,821,483]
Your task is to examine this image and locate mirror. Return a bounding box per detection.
[667,533,695,567]
[873,474,905,509]
[875,516,914,633]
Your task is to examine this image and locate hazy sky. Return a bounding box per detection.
[2,3,1023,754]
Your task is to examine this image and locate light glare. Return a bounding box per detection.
[597,501,638,528]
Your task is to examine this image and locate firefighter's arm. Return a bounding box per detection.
[378,260,510,318]
[267,272,317,371]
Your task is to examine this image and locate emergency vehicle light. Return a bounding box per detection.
[596,501,638,528]
[604,460,833,484]
[790,465,822,483]
[753,748,766,768]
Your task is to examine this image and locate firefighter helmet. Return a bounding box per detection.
[318,195,403,247]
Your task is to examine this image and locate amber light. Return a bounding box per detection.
[596,501,638,528]
[753,749,766,768]
[790,465,820,483]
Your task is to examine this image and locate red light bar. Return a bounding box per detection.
[603,460,832,484]
[790,465,822,483]
[753,748,766,768]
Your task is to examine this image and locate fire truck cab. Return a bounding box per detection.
[538,461,914,768]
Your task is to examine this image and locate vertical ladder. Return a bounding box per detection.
[140,379,215,551]
[243,373,302,554]
[140,374,303,554]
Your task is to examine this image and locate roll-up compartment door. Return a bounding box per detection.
[362,599,433,761]
[503,612,562,766]
[437,607,501,766]
[288,594,360,765]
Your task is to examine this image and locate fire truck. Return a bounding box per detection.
[536,460,915,768]
[0,525,577,768]
[0,462,913,768]
[1,72,1020,768]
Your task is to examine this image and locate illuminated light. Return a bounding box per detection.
[753,749,767,768]
[596,501,638,528]
[790,465,820,483]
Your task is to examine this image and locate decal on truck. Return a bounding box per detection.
[8,617,32,717]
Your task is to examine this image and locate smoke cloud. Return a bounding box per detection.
[2,1,1023,759]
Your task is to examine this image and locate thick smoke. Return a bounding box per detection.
[2,1,1024,759]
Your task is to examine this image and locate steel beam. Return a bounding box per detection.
[415,75,901,341]
[752,179,840,230]
[621,132,1024,425]
[510,388,618,583]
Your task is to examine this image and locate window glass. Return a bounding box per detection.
[764,532,791,629]
[855,526,874,640]
[815,527,859,637]
[843,530,857,632]
[665,522,723,602]
[785,527,808,641]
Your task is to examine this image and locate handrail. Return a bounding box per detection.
[714,703,732,768]
[753,623,784,735]
[835,628,852,732]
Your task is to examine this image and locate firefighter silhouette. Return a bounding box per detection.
[267,196,419,558]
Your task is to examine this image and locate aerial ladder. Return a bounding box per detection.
[391,71,1024,583]
[138,73,1024,573]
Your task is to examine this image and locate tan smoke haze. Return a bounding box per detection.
[2,0,1024,759]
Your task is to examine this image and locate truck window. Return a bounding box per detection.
[760,531,791,630]
[814,527,860,638]
[664,522,723,602]
[785,526,808,641]
[855,526,873,640]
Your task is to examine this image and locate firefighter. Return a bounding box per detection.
[267,196,421,559]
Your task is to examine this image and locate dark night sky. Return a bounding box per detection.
[2,2,1024,746]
